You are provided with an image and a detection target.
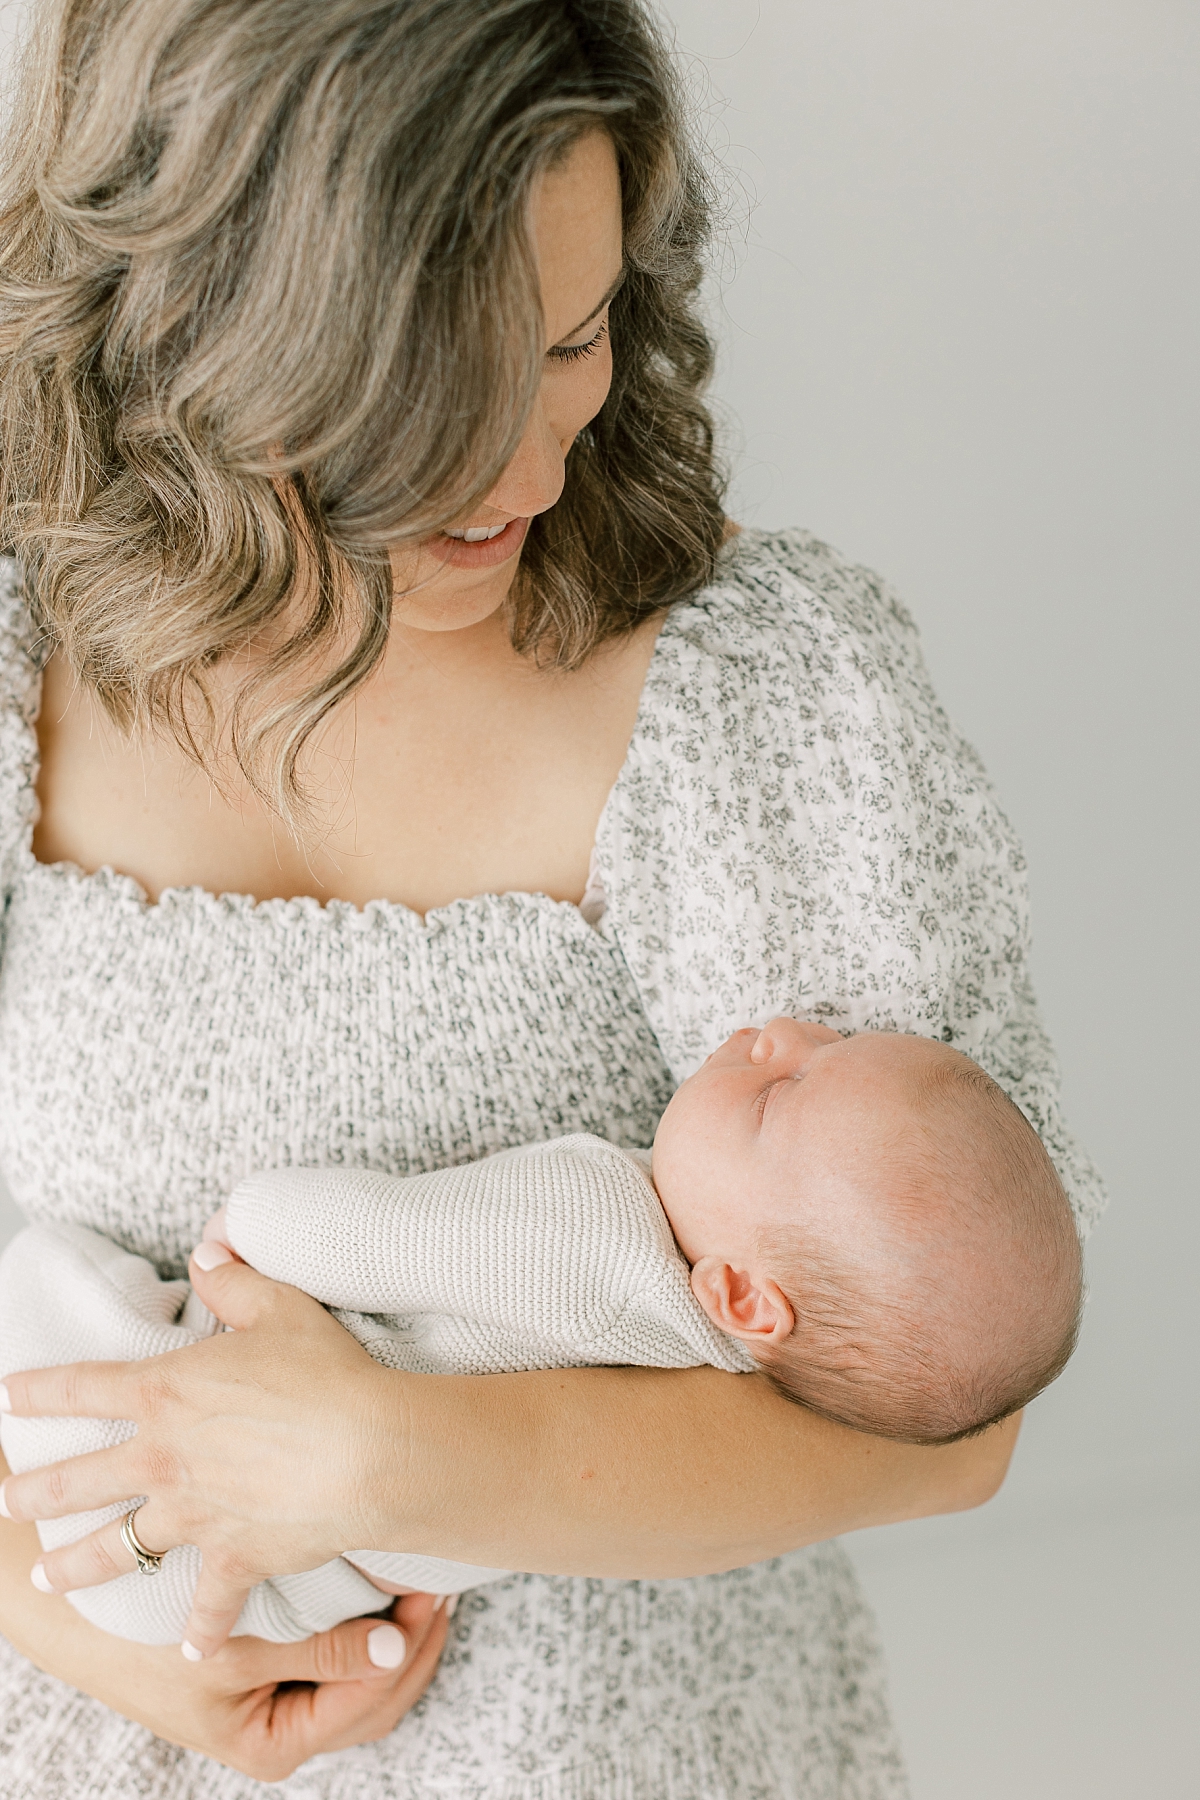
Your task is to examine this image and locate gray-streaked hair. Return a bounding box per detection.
[0,0,726,818]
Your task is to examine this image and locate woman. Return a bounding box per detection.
[0,1,1104,1794]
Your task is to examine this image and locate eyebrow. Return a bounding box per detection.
[554,267,627,345]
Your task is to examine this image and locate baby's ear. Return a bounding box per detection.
[690,1258,795,1344]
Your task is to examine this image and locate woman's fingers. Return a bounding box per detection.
[201,1205,232,1247]
[244,1595,450,1767]
[179,1560,258,1661]
[26,1506,162,1595]
[0,1444,140,1526]
[0,1255,301,1430]
[216,1591,445,1688]
[28,1502,447,1678]
[0,1359,140,1423]
[185,1247,296,1330]
[27,1508,255,1660]
[4,1273,392,1633]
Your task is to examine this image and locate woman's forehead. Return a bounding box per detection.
[531,131,624,343]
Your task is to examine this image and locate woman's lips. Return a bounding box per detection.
[428,515,530,569]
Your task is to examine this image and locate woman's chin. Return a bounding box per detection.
[390,550,525,634]
[393,590,512,634]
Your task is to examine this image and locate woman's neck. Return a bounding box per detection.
[33,603,666,915]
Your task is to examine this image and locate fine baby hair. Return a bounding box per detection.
[756,1041,1082,1444]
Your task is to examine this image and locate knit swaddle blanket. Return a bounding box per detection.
[0,1134,753,1644]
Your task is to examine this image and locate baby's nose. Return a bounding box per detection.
[748,1021,786,1063]
[750,1016,841,1064]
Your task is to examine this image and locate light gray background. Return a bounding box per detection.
[1,3,1197,1796]
[656,3,1200,1796]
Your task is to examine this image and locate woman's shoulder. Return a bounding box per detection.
[598,525,1028,1078]
[640,525,988,796]
[679,524,921,649]
[614,523,1009,885]
[652,525,942,726]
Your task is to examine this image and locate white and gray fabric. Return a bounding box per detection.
[0,528,1106,1798]
[0,1219,417,1642]
[0,1137,753,1642]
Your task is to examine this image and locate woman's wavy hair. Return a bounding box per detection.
[0,0,725,819]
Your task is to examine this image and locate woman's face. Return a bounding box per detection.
[389,129,624,633]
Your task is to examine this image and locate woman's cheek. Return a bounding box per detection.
[551,348,613,444]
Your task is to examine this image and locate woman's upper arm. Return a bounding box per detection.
[595,527,1105,1234]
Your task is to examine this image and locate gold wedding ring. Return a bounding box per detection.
[120,1506,164,1575]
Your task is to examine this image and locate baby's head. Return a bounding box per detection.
[652,1018,1082,1444]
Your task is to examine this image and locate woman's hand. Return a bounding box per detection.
[87,1592,448,1781]
[0,1239,1022,1635]
[0,1467,449,1782]
[0,1250,408,1658]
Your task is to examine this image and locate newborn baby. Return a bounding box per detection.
[0,1017,1082,1644]
[661,1017,1083,1439]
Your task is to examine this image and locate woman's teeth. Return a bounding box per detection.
[443,523,509,541]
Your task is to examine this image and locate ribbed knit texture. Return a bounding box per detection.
[0,527,1105,1796]
[0,1139,753,1641]
[229,1139,752,1374]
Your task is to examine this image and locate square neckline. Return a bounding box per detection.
[13,531,755,930]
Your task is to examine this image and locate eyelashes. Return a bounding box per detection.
[547,319,609,365]
[754,1078,784,1125]
[754,1071,805,1127]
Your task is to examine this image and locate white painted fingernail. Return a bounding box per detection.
[0,1482,12,1519]
[181,1639,204,1662]
[366,1623,407,1668]
[445,1594,459,1618]
[192,1241,233,1271]
[30,1562,54,1593]
[0,1382,11,1412]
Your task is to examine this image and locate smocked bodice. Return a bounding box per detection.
[0,867,676,1273]
[0,530,1107,1277]
[0,530,1103,1800]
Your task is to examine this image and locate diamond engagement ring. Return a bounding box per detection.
[120,1507,165,1575]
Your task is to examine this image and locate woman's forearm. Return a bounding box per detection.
[0,1265,1019,1631]
[369,1366,1022,1578]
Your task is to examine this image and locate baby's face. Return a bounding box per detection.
[652,1017,950,1270]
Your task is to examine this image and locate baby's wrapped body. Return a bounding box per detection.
[0,1136,753,1644]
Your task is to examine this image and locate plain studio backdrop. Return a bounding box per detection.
[0,3,1197,1796]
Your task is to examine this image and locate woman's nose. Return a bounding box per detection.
[485,393,567,520]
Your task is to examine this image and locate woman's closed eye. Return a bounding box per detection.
[547,319,609,364]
